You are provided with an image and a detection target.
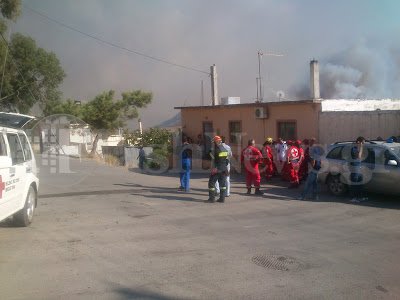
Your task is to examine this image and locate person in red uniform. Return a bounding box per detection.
[281,140,292,181]
[287,140,300,188]
[262,137,274,182]
[241,139,263,195]
[299,139,310,181]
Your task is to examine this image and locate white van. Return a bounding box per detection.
[0,112,39,226]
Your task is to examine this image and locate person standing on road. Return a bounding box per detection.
[205,136,229,203]
[297,138,321,200]
[263,138,274,182]
[349,136,367,203]
[137,146,146,171]
[275,138,288,176]
[287,140,300,188]
[215,136,232,197]
[179,138,191,192]
[241,139,263,195]
[299,139,310,181]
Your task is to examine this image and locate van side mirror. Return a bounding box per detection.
[0,156,12,168]
[387,160,398,166]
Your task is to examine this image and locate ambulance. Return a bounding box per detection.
[0,112,39,226]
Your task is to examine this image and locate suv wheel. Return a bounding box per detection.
[327,175,347,196]
[14,186,36,227]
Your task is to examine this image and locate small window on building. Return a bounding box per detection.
[278,122,296,141]
[229,121,241,145]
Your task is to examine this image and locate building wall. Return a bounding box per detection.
[318,111,400,145]
[180,102,321,157]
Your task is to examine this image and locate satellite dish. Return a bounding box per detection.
[276,90,285,100]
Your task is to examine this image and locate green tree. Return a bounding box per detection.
[0,0,21,20]
[77,89,152,154]
[0,32,66,114]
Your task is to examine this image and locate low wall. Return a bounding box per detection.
[319,110,400,145]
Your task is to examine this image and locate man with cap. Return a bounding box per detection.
[204,136,229,203]
[262,137,274,182]
[241,139,263,195]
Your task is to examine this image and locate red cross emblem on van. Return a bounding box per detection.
[0,175,5,199]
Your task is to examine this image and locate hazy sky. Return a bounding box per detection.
[8,0,400,128]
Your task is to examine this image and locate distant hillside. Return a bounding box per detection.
[157,112,181,129]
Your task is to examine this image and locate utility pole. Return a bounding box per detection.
[210,64,218,105]
[256,50,284,102]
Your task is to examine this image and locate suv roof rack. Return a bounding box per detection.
[333,140,377,145]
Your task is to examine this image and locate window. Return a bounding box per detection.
[229,121,241,145]
[19,133,32,161]
[0,134,7,156]
[278,122,296,141]
[326,146,343,159]
[7,134,24,165]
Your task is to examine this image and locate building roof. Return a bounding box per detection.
[175,98,400,111]
[174,99,321,110]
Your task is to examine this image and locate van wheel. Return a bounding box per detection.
[327,175,347,196]
[14,186,36,227]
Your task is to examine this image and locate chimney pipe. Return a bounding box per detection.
[310,60,320,99]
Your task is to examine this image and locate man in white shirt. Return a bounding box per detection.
[275,138,288,174]
[215,136,232,197]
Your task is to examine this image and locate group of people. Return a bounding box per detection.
[202,135,321,203]
[240,137,318,193]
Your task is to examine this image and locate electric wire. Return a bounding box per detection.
[24,6,210,75]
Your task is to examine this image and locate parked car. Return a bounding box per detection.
[0,112,39,226]
[319,141,400,196]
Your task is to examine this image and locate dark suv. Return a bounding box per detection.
[319,141,400,196]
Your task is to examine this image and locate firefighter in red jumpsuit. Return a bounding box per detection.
[287,141,300,188]
[299,139,310,181]
[241,139,263,195]
[263,137,274,182]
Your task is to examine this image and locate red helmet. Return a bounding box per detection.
[212,136,222,142]
[287,140,293,145]
[295,140,301,145]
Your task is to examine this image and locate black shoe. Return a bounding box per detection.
[216,199,225,203]
[246,188,251,194]
[204,199,215,203]
[179,186,184,190]
[255,190,264,195]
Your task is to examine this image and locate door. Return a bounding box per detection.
[6,133,26,213]
[203,122,213,157]
[370,148,400,195]
[0,133,12,221]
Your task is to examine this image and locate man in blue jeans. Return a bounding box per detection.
[349,136,367,203]
[179,138,192,192]
[296,138,321,200]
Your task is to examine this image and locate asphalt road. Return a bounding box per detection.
[1,155,400,299]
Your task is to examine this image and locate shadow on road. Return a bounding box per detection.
[114,287,187,300]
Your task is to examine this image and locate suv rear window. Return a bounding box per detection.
[19,133,32,161]
[7,133,24,165]
[0,134,7,156]
[326,146,343,159]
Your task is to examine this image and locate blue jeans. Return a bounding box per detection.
[300,171,318,198]
[349,173,364,199]
[180,158,191,191]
